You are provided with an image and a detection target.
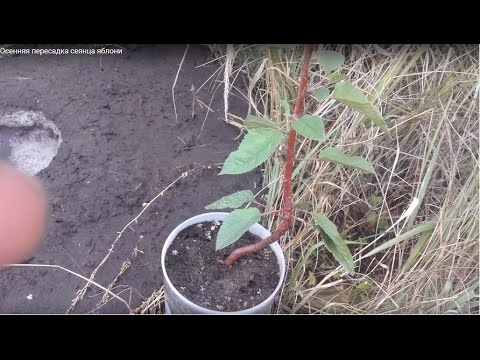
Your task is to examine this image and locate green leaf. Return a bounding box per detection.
[313,213,354,275]
[362,220,436,259]
[378,217,388,231]
[332,81,389,133]
[369,195,383,207]
[291,115,325,141]
[316,50,345,74]
[332,271,342,279]
[366,210,378,224]
[244,115,276,130]
[356,282,370,291]
[279,100,290,116]
[216,208,262,250]
[446,284,478,312]
[326,72,348,84]
[313,88,330,102]
[319,147,375,174]
[403,229,433,271]
[205,190,255,210]
[219,128,284,175]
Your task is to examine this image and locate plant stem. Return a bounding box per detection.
[223,44,315,267]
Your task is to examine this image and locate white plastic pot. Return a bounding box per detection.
[161,212,286,314]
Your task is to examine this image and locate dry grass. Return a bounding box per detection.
[210,44,479,314]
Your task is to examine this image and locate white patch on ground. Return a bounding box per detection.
[0,110,62,175]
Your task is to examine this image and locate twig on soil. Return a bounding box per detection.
[61,245,80,269]
[197,85,220,139]
[172,44,190,121]
[88,285,135,314]
[191,84,196,118]
[177,136,186,145]
[134,286,165,314]
[182,143,213,151]
[8,263,132,313]
[97,235,144,307]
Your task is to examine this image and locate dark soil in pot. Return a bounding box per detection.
[165,220,281,312]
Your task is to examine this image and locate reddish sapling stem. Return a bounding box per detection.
[223,44,315,267]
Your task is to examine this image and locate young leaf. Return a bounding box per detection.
[219,128,284,175]
[319,147,375,174]
[326,72,348,84]
[332,81,389,133]
[244,115,276,130]
[291,115,325,141]
[316,50,345,74]
[216,208,262,251]
[366,210,378,224]
[279,100,291,116]
[312,213,354,275]
[356,282,370,291]
[369,195,383,207]
[205,190,255,210]
[313,88,330,102]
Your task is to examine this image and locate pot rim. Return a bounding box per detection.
[161,212,286,314]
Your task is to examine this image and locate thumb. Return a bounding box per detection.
[0,161,47,267]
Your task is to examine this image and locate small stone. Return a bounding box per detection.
[249,296,255,301]
[243,301,248,307]
[216,305,225,311]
